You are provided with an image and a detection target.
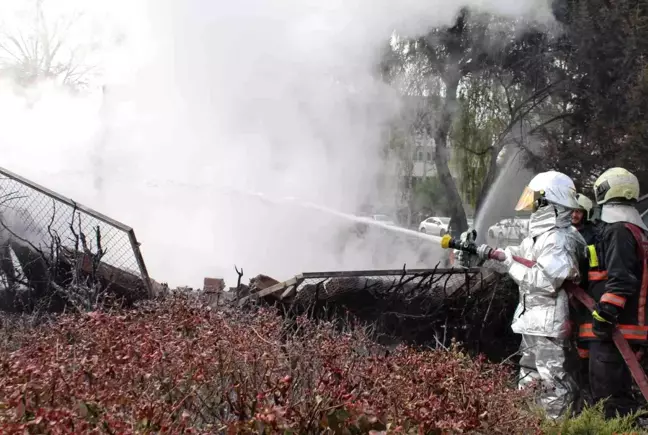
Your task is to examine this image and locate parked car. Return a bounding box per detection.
[487,217,529,246]
[419,217,451,236]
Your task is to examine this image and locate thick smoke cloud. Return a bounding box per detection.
[0,0,553,287]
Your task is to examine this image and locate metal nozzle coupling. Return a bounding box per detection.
[439,228,494,266]
[476,244,493,260]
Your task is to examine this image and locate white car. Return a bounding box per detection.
[419,217,451,236]
[487,217,529,246]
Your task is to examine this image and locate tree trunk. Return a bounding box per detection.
[433,77,467,237]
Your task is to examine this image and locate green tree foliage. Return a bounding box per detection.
[383,10,499,234]
[450,75,509,208]
[451,90,491,208]
[383,12,571,229]
[412,175,446,216]
[384,1,648,227]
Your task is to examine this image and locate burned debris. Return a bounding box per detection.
[217,267,520,362]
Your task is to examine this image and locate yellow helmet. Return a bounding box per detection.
[576,193,593,220]
[593,167,640,205]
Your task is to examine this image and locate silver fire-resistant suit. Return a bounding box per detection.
[487,204,586,419]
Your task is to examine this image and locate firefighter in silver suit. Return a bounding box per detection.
[482,171,587,419]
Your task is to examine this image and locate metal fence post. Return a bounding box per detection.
[127,229,152,297]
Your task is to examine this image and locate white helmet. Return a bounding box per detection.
[515,171,579,212]
[576,193,593,220]
[593,167,640,205]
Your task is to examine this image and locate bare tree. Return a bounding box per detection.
[0,0,98,90]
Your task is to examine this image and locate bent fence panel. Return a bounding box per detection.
[0,166,151,311]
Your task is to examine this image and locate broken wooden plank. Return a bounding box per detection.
[280,284,296,300]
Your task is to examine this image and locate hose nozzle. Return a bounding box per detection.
[439,230,476,254]
[439,229,495,265]
[440,234,453,249]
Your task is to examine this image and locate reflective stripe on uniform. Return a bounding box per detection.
[579,323,648,341]
[588,270,608,281]
[601,292,627,308]
[579,324,595,338]
[588,244,599,268]
[619,327,648,341]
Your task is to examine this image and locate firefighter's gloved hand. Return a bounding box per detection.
[592,302,617,340]
[481,246,514,276]
[502,247,516,269]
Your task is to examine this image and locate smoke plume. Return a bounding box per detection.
[0,0,554,287]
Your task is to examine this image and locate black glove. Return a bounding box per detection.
[592,302,618,340]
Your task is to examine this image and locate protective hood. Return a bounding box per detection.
[528,204,572,238]
[600,203,648,232]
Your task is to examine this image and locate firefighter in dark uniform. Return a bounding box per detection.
[572,193,597,245]
[570,192,598,409]
[578,167,648,418]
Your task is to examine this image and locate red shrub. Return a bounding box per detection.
[0,295,542,434]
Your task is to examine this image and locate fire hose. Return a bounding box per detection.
[440,234,648,403]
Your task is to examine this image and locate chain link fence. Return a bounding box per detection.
[0,166,151,312]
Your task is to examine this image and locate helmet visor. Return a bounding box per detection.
[515,186,540,212]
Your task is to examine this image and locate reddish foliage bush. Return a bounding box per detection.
[0,295,542,433]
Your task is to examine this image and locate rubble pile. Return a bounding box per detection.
[211,268,521,362]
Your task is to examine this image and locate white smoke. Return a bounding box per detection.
[0,0,554,287]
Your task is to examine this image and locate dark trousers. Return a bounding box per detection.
[589,340,638,418]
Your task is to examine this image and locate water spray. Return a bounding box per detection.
[230,188,444,242]
[148,179,446,245]
[295,200,443,243]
